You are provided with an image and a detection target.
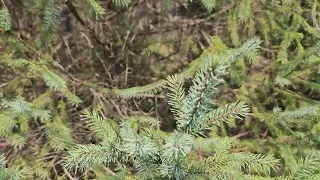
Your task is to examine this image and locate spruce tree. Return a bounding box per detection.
[0,0,320,179]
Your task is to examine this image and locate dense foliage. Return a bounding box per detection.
[0,0,320,179]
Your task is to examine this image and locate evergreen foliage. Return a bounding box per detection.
[0,0,319,179]
[43,0,61,33]
[62,39,281,179]
[0,7,11,31]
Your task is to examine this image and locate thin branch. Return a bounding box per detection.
[184,73,211,131]
[104,167,118,176]
[109,30,130,58]
[232,132,249,139]
[65,1,106,46]
[63,167,78,180]
[1,0,6,8]
[0,83,8,88]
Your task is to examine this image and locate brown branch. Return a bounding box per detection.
[65,1,85,25]
[63,167,78,180]
[104,167,118,177]
[232,132,249,139]
[65,1,105,46]
[0,83,8,88]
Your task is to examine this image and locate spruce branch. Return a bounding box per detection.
[43,71,67,91]
[124,116,160,129]
[166,74,185,121]
[201,101,250,127]
[0,7,11,31]
[43,0,61,33]
[87,0,106,18]
[0,114,16,137]
[289,154,320,179]
[0,154,5,169]
[44,121,74,151]
[201,0,216,12]
[277,106,320,120]
[0,165,32,180]
[119,121,159,159]
[112,0,131,7]
[232,153,279,175]
[162,132,193,161]
[112,79,166,98]
[82,108,118,142]
[63,144,112,172]
[181,68,214,131]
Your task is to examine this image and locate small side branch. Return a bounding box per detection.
[65,1,105,46]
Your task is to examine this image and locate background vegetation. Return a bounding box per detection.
[0,0,320,179]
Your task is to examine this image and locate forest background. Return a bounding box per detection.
[1,0,320,179]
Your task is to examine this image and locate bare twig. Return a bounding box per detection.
[109,30,130,58]
[104,167,118,176]
[109,99,124,117]
[232,132,249,139]
[1,0,6,7]
[0,83,8,88]
[65,1,106,46]
[63,167,78,180]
